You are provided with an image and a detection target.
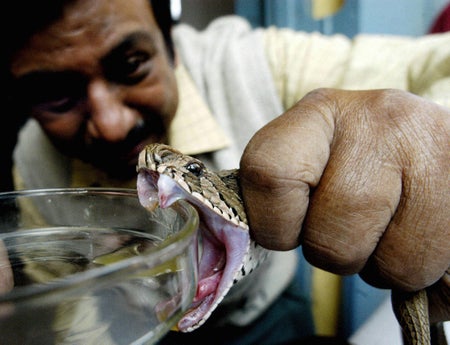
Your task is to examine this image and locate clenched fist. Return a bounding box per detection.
[240,88,449,322]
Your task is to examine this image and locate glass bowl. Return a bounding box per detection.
[0,188,199,345]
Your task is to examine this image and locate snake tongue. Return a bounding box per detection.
[195,271,222,300]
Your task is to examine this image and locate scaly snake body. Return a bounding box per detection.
[136,143,439,344]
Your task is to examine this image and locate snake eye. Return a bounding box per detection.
[185,162,203,177]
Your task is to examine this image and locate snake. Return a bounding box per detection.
[136,143,442,344]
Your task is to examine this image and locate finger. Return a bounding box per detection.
[360,171,449,291]
[359,101,450,290]
[301,98,403,274]
[240,89,335,250]
[302,90,450,288]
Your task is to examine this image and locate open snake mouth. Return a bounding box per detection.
[137,169,250,332]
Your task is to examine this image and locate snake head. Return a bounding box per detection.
[136,144,266,332]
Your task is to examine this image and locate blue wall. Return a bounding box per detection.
[235,0,449,37]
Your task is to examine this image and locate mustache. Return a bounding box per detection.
[85,115,166,157]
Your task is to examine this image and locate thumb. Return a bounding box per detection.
[240,89,334,250]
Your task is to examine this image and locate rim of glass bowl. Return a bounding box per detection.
[0,187,199,303]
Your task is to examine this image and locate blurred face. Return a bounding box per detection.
[10,0,178,179]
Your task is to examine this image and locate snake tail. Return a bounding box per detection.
[392,289,431,345]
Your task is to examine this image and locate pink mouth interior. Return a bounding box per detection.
[137,170,250,331]
[195,228,226,300]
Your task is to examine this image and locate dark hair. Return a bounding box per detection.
[151,0,176,62]
[0,1,175,191]
[0,2,72,191]
[3,1,174,70]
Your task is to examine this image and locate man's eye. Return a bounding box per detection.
[35,97,78,114]
[27,96,80,116]
[107,51,151,85]
[125,52,149,75]
[12,71,85,115]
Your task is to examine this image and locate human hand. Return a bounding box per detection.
[239,88,449,322]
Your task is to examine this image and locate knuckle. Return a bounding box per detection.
[370,248,448,291]
[302,235,368,275]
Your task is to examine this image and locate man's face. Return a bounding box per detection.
[10,0,178,178]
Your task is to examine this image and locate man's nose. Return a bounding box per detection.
[86,79,137,142]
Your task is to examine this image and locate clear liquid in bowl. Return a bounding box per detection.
[0,227,196,345]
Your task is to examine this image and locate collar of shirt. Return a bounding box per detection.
[169,63,230,155]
